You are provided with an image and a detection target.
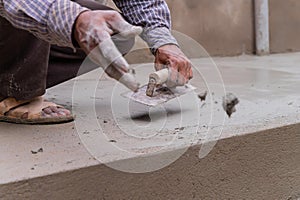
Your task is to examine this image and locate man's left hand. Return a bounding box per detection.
[155,44,193,87]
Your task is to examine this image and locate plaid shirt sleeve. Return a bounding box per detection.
[113,0,179,54]
[0,0,88,48]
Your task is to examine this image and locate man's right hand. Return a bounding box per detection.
[74,10,143,91]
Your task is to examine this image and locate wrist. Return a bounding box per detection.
[140,27,179,55]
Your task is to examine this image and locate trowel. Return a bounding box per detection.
[121,68,196,107]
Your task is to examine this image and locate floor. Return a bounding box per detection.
[0,53,300,199]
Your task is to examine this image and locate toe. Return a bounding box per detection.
[50,106,59,113]
[43,107,53,115]
[58,111,66,116]
[58,107,71,116]
[50,112,59,117]
[48,106,71,117]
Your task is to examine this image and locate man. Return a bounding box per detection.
[0,0,193,124]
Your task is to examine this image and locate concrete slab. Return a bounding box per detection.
[0,53,300,199]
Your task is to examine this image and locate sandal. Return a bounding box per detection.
[0,97,74,125]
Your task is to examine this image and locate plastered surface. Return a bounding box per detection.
[1,53,300,199]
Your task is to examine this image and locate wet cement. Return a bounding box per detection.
[0,53,300,198]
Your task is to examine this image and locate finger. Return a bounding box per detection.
[189,66,193,80]
[111,56,130,73]
[177,60,188,82]
[154,62,165,71]
[184,61,192,81]
[106,12,143,38]
[177,59,189,86]
[109,13,143,38]
[177,72,186,86]
[98,33,129,72]
[118,24,143,38]
[119,73,140,92]
[105,65,140,91]
[166,63,179,88]
[105,65,123,80]
[187,60,193,80]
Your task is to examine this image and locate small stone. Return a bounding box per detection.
[130,68,136,75]
[175,127,185,131]
[31,148,43,154]
[198,91,208,102]
[222,93,239,117]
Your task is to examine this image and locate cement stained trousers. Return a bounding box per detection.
[0,0,134,100]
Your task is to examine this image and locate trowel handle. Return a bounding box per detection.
[149,68,169,85]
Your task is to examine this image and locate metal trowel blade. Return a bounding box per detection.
[121,84,196,107]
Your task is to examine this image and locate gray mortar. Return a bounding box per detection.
[222,93,239,117]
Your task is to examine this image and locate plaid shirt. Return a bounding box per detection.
[0,0,178,53]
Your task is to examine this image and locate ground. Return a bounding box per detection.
[0,53,300,199]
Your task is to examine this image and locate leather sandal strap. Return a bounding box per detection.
[0,97,31,115]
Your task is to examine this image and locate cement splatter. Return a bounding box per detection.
[31,148,43,154]
[175,127,185,131]
[222,93,239,117]
[198,91,208,101]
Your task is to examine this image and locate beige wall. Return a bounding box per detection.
[108,0,300,57]
[269,0,300,53]
[167,0,255,56]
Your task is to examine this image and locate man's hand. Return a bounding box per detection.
[155,45,193,87]
[74,10,143,91]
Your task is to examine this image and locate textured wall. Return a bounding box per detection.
[107,0,300,56]
[166,0,255,56]
[269,0,300,53]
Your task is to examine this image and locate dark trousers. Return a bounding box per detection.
[0,0,134,100]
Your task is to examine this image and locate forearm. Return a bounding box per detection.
[0,0,88,48]
[113,0,178,54]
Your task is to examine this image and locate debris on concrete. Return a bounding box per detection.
[222,93,239,117]
[109,140,117,143]
[198,91,208,101]
[103,120,108,124]
[83,131,90,135]
[31,148,43,155]
[175,127,185,131]
[129,68,136,75]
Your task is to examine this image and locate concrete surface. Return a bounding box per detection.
[1,53,300,199]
